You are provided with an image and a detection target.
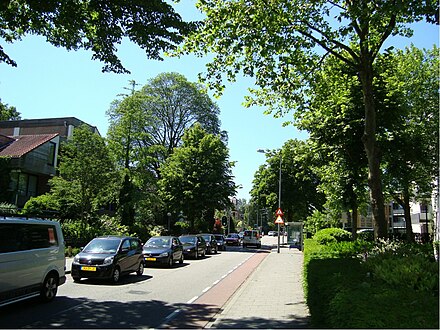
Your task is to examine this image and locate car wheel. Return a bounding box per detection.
[214,247,218,254]
[257,243,261,249]
[202,249,206,257]
[40,273,58,302]
[167,256,174,268]
[111,267,121,284]
[179,253,184,264]
[243,244,246,248]
[72,276,81,283]
[195,250,199,259]
[136,262,144,276]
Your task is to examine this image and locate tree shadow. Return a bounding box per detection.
[0,296,220,329]
[209,315,311,329]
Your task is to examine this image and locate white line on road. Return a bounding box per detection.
[212,280,220,285]
[187,296,199,304]
[202,286,211,293]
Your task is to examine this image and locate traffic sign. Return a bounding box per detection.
[276,208,284,216]
[274,215,284,224]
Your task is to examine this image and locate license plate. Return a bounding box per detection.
[81,266,96,271]
[145,257,156,261]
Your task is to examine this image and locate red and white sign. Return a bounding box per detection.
[274,215,284,224]
[276,208,284,216]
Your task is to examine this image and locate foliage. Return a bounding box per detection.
[21,194,59,217]
[304,210,341,236]
[303,237,439,329]
[180,0,438,238]
[0,0,191,73]
[0,202,17,215]
[50,125,117,223]
[159,123,236,232]
[313,228,352,245]
[0,99,20,120]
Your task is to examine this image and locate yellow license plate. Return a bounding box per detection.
[81,266,96,271]
[145,257,156,261]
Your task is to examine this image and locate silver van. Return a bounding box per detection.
[0,217,66,307]
[242,230,261,248]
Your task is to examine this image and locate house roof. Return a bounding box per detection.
[0,133,58,158]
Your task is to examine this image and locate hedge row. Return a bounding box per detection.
[303,231,439,329]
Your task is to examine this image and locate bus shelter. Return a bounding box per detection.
[285,222,304,251]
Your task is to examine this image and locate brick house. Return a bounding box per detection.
[0,117,99,208]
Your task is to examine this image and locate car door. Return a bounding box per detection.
[171,238,181,260]
[117,239,131,273]
[129,239,142,271]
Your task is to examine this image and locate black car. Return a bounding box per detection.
[200,234,218,254]
[214,234,226,251]
[225,233,241,246]
[179,235,206,259]
[71,236,144,283]
[142,236,184,267]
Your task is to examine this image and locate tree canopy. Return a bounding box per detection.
[0,99,20,120]
[180,0,438,238]
[1,0,192,73]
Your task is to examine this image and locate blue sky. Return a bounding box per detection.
[0,2,438,201]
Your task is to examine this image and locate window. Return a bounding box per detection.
[0,224,58,253]
[47,142,56,166]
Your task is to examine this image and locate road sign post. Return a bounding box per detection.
[274,210,284,253]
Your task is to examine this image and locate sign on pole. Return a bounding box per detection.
[276,208,284,216]
[274,215,284,225]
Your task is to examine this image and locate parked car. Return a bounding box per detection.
[268,231,278,236]
[142,236,184,267]
[242,230,261,248]
[0,217,66,307]
[214,234,226,251]
[225,233,241,246]
[71,236,144,283]
[200,234,218,254]
[238,231,245,239]
[179,235,206,259]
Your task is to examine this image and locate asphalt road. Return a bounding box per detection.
[0,239,275,329]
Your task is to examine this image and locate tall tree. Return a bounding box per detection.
[381,45,439,241]
[50,125,116,223]
[0,99,20,120]
[251,139,326,223]
[180,0,438,238]
[159,124,236,232]
[137,72,222,178]
[0,0,191,73]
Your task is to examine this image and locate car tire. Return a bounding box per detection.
[167,256,174,268]
[40,273,58,302]
[136,262,144,276]
[243,244,246,248]
[179,253,184,264]
[257,243,261,249]
[202,249,206,258]
[111,267,121,284]
[214,247,218,254]
[72,276,81,283]
[195,250,199,259]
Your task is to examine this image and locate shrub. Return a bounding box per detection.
[313,227,352,245]
[0,202,17,216]
[22,194,59,217]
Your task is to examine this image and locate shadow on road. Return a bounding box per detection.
[209,315,310,329]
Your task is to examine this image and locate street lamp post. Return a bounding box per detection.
[258,149,282,253]
[167,212,172,234]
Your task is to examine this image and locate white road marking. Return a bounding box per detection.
[187,296,199,304]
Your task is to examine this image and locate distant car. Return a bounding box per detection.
[225,233,241,246]
[179,235,206,259]
[268,231,278,236]
[242,230,261,248]
[238,231,244,239]
[214,234,226,251]
[142,236,184,267]
[71,236,144,283]
[200,234,218,254]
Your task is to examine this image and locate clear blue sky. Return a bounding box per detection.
[0,2,438,201]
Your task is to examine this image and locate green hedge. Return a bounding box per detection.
[303,238,439,328]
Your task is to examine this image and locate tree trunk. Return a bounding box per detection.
[403,189,415,242]
[359,59,387,239]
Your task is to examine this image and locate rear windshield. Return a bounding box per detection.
[179,236,196,244]
[144,237,170,248]
[83,239,120,254]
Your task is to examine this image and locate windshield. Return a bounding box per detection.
[227,234,238,238]
[144,237,170,248]
[215,236,223,241]
[179,236,196,244]
[83,239,120,254]
[201,235,210,241]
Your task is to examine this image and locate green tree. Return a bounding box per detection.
[251,139,326,223]
[159,124,236,232]
[380,45,439,241]
[180,0,438,239]
[50,125,116,223]
[137,72,223,178]
[1,0,191,73]
[0,99,20,120]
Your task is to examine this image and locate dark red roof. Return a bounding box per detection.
[0,133,58,158]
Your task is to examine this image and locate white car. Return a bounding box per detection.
[242,230,261,248]
[0,217,66,307]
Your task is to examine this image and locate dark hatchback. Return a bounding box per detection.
[200,234,218,254]
[179,235,206,259]
[214,234,226,251]
[71,236,144,283]
[142,236,184,267]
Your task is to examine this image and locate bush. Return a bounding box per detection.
[313,227,352,245]
[0,202,17,216]
[22,194,59,217]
